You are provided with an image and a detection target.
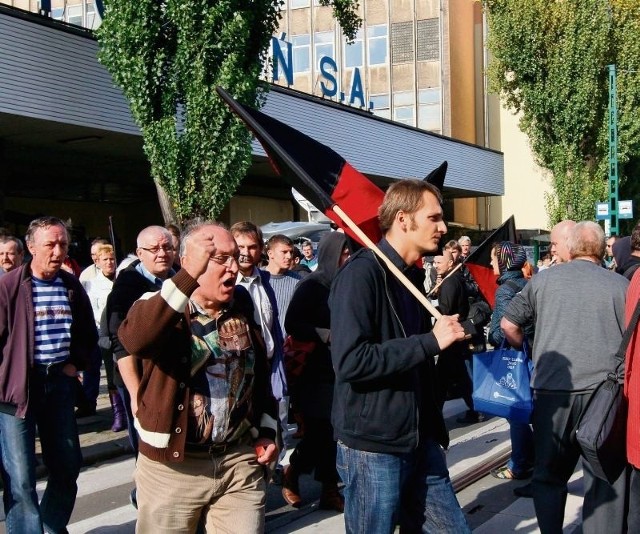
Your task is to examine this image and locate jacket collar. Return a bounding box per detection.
[378,238,415,274]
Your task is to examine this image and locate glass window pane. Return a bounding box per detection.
[290,0,310,8]
[368,25,388,38]
[292,35,310,46]
[419,104,441,131]
[315,32,334,67]
[395,107,414,120]
[370,94,389,109]
[394,91,414,106]
[419,88,440,105]
[369,38,388,65]
[345,41,363,67]
[293,34,310,73]
[373,109,391,120]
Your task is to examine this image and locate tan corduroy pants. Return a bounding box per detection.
[134,444,267,534]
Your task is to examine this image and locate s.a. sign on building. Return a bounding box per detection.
[270,33,374,111]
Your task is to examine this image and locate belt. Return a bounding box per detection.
[185,440,239,457]
[33,361,68,376]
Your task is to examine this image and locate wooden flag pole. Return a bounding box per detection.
[331,204,442,320]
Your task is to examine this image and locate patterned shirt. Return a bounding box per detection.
[32,275,72,365]
[187,301,257,445]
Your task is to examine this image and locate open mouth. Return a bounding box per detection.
[223,278,235,289]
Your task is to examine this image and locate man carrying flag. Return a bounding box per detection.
[329,179,470,533]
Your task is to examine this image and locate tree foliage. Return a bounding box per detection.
[483,0,640,228]
[97,0,361,223]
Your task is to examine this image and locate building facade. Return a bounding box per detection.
[1,1,519,259]
[269,0,551,230]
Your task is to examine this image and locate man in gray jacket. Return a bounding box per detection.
[502,221,628,533]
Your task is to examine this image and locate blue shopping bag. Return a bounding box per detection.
[472,341,533,423]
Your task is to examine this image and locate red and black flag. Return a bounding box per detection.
[464,215,517,309]
[216,87,446,247]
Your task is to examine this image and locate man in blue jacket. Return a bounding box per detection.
[0,216,97,533]
[329,180,470,533]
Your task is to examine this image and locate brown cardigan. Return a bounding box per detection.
[118,269,278,463]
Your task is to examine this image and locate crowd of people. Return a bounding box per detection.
[0,185,640,533]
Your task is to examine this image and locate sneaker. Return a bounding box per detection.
[456,410,485,425]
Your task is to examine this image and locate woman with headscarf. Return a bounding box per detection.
[282,232,350,513]
[488,242,535,483]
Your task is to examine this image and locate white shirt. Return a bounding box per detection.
[236,268,275,359]
[83,270,114,327]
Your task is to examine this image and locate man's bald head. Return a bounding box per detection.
[433,250,454,276]
[550,220,576,263]
[136,225,175,278]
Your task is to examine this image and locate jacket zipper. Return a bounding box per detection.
[375,253,420,448]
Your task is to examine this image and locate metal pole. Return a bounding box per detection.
[608,64,619,236]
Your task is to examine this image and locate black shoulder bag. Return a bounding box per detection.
[575,299,640,483]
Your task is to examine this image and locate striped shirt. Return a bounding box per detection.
[32,275,72,365]
[262,270,300,336]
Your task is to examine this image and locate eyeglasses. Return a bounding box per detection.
[139,245,174,255]
[210,254,239,267]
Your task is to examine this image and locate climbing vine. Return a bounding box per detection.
[483,0,640,228]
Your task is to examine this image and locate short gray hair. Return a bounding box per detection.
[25,216,69,245]
[0,235,24,254]
[179,218,226,257]
[568,221,605,260]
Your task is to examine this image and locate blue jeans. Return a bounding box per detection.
[81,346,102,406]
[117,385,138,456]
[0,367,83,533]
[507,420,534,476]
[336,439,470,534]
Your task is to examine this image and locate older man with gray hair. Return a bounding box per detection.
[0,217,97,532]
[501,221,629,533]
[0,235,24,278]
[118,220,278,532]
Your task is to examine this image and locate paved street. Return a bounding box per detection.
[0,377,586,533]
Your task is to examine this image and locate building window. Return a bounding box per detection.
[292,34,311,73]
[50,1,101,29]
[417,18,440,62]
[290,0,310,8]
[314,31,334,68]
[394,91,415,126]
[418,88,441,132]
[370,94,390,120]
[344,30,364,68]
[391,21,414,64]
[367,24,388,66]
[66,4,83,26]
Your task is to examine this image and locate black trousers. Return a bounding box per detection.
[288,416,339,485]
[532,390,628,534]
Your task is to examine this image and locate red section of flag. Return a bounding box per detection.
[327,163,384,245]
[464,215,517,309]
[466,264,499,309]
[216,86,447,249]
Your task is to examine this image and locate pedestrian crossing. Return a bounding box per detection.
[0,400,586,533]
